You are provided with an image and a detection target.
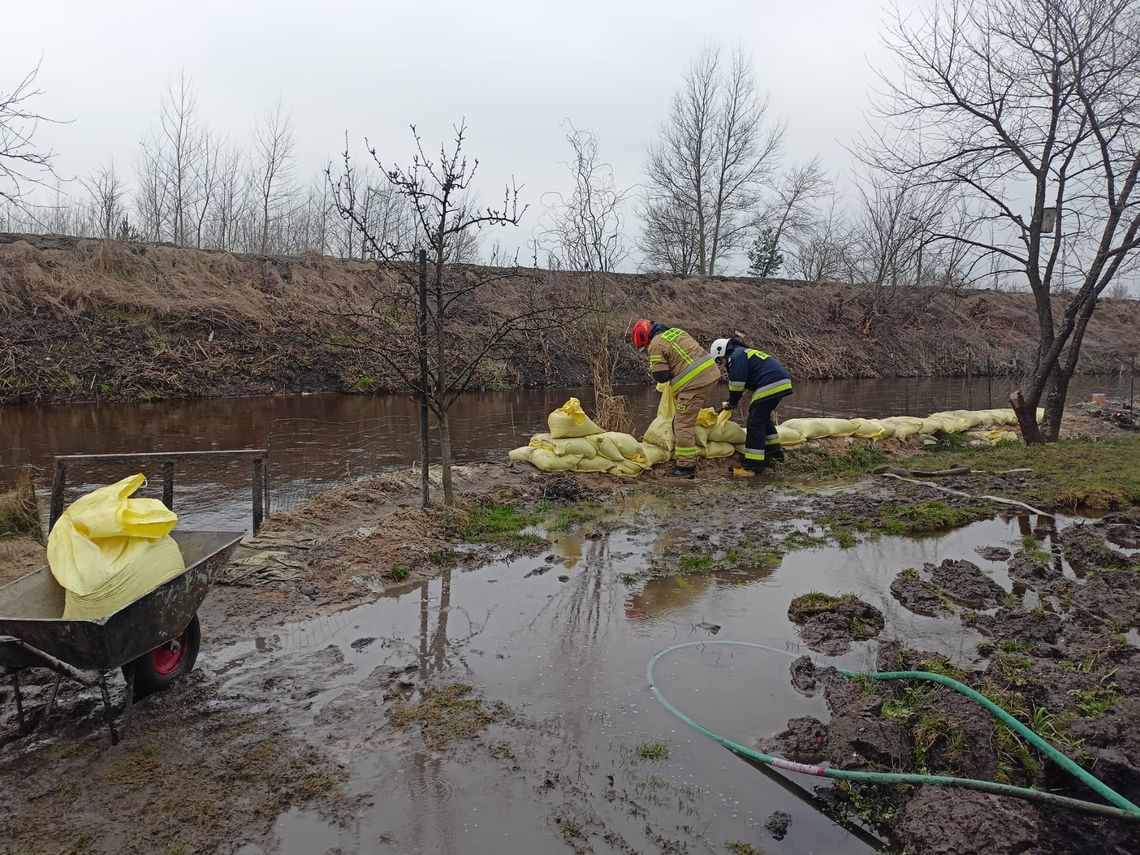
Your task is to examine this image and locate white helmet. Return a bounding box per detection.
[710,337,731,359]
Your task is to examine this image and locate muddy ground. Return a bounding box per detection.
[2,443,1140,854]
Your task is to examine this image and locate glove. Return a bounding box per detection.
[720,401,732,411]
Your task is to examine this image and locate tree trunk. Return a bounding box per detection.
[439,409,454,506]
[1010,389,1044,444]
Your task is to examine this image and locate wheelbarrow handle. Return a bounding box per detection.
[8,639,101,686]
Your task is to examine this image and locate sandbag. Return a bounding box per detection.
[849,418,886,440]
[640,442,671,465]
[702,441,737,459]
[509,446,534,463]
[776,424,805,446]
[781,417,858,440]
[709,419,746,444]
[595,431,643,460]
[696,408,720,428]
[608,458,647,477]
[592,432,626,462]
[573,454,616,472]
[528,449,583,472]
[880,416,925,439]
[529,433,597,458]
[47,474,186,620]
[548,397,604,439]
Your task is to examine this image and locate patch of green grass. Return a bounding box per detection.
[880,500,993,535]
[999,639,1035,653]
[1070,680,1121,717]
[678,553,715,573]
[882,686,936,721]
[635,741,671,761]
[556,817,585,840]
[1026,707,1082,748]
[830,524,857,549]
[547,501,608,533]
[1020,536,1052,563]
[725,842,766,855]
[389,564,410,582]
[782,530,829,551]
[461,503,544,549]
[902,434,1140,512]
[789,590,842,613]
[913,712,968,771]
[388,684,511,749]
[618,573,639,586]
[782,443,890,478]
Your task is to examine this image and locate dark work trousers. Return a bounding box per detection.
[743,392,790,471]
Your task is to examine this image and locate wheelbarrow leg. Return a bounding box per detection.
[98,675,119,746]
[9,672,25,733]
[37,674,63,733]
[120,664,136,738]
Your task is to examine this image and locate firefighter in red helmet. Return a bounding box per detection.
[631,319,719,478]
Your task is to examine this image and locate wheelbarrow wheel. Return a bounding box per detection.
[123,614,201,700]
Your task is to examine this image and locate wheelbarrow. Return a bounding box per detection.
[0,530,242,745]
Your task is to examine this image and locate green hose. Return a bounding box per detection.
[647,640,1140,822]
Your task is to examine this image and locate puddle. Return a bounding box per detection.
[205,511,1073,853]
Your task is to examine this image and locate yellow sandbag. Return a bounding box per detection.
[716,409,733,427]
[640,442,671,465]
[509,446,534,463]
[849,418,886,440]
[592,433,626,462]
[594,431,643,461]
[573,455,615,473]
[981,429,1020,443]
[880,416,925,439]
[548,397,604,439]
[47,474,186,620]
[709,419,746,444]
[608,458,647,478]
[695,424,711,447]
[776,424,804,446]
[702,441,737,459]
[642,384,677,452]
[696,408,718,428]
[529,433,596,458]
[781,417,857,440]
[528,449,583,472]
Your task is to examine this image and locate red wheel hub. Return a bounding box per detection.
[150,633,186,676]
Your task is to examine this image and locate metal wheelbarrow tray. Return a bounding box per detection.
[0,530,242,744]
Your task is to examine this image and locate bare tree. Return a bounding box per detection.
[159,72,201,245]
[0,62,57,206]
[328,122,583,505]
[82,161,125,239]
[643,45,784,274]
[542,123,631,272]
[134,131,170,242]
[639,194,700,274]
[252,103,295,254]
[213,144,245,251]
[868,0,1140,442]
[750,159,830,276]
[786,188,855,282]
[189,129,221,248]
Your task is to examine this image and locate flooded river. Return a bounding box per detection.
[0,376,1117,531]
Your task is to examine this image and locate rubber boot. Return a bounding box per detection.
[731,467,756,478]
[766,445,785,463]
[665,466,695,479]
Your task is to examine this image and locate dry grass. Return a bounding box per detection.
[0,467,43,543]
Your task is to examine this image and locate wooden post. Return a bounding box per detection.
[49,461,67,530]
[162,462,175,510]
[252,457,265,534]
[263,456,272,517]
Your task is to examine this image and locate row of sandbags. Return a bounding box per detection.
[510,394,1038,477]
[774,407,1036,446]
[509,388,746,477]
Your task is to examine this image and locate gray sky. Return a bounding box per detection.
[3,0,923,268]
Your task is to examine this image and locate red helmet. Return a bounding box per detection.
[631,319,653,349]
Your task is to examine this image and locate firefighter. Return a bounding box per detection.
[710,337,793,475]
[631,319,719,478]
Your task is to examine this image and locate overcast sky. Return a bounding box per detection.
[3,0,928,268]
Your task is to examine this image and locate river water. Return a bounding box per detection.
[0,375,1119,531]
